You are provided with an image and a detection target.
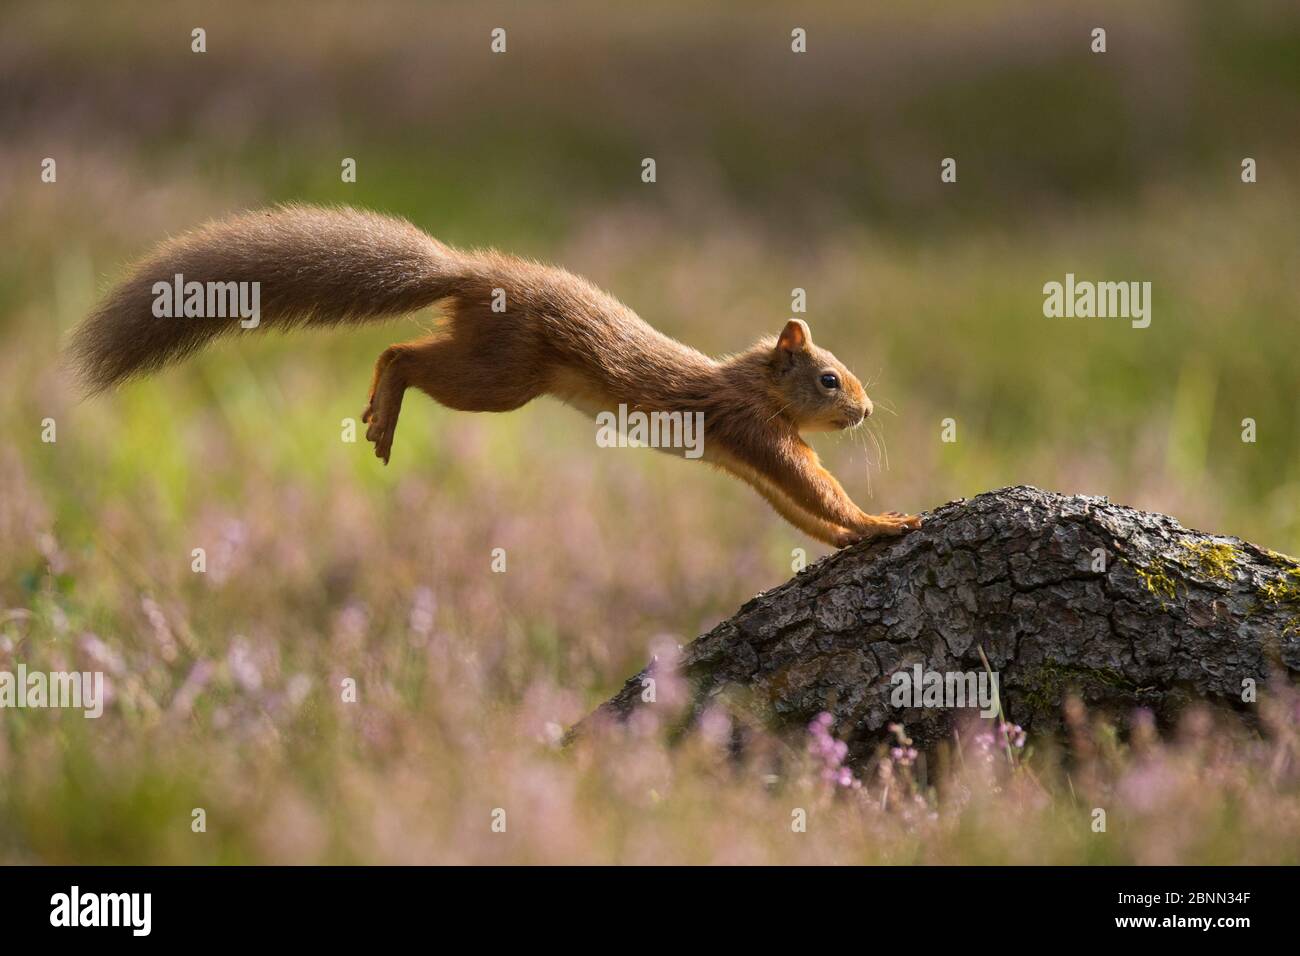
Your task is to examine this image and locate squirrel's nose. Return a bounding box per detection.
[861,398,874,421]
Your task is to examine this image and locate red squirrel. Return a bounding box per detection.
[69,205,921,547]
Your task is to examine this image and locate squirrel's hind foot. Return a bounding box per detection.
[362,390,404,466]
[363,346,412,466]
[363,404,396,465]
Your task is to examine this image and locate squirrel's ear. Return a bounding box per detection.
[776,319,812,355]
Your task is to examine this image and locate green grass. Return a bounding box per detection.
[0,0,1297,863]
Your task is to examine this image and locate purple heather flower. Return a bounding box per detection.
[806,711,861,790]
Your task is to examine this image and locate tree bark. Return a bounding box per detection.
[582,486,1300,757]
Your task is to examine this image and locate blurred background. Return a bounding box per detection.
[0,0,1297,863]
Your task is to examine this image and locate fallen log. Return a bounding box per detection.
[581,486,1300,758]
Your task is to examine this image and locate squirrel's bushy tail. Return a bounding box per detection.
[68,204,472,394]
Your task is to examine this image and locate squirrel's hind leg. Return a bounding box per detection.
[363,333,548,463]
[363,344,410,464]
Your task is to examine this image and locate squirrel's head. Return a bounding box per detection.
[766,319,872,432]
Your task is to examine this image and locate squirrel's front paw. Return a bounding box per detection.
[832,528,865,548]
[882,511,922,533]
[857,512,923,539]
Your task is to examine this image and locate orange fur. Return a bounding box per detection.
[69,205,921,546]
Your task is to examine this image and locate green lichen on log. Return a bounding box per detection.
[1181,539,1242,582]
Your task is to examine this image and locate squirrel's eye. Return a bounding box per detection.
[819,373,840,390]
